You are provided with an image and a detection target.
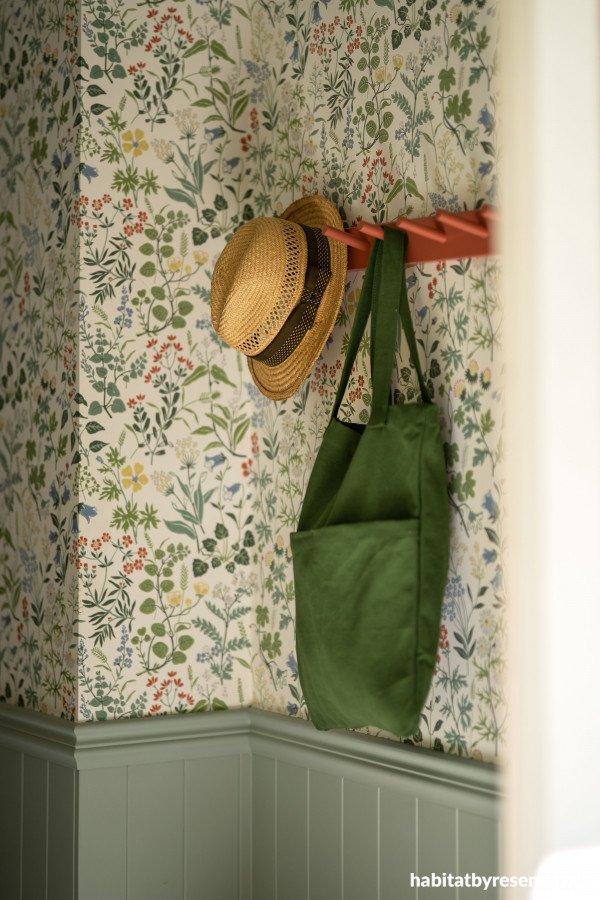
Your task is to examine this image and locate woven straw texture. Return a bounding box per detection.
[211,194,347,400]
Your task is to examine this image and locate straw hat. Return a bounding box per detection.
[211,195,347,400]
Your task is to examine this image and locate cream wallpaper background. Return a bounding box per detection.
[0,0,503,762]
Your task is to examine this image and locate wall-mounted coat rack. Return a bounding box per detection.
[322,206,497,270]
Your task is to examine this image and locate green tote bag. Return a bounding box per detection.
[290,226,449,736]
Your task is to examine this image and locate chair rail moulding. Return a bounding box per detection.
[0,703,502,900]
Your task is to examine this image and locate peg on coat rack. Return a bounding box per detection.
[322,206,497,271]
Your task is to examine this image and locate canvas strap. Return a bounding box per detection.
[332,226,430,424]
[250,225,332,367]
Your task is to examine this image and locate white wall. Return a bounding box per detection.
[503,0,600,894]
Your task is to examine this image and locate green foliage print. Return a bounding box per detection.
[1,0,504,762]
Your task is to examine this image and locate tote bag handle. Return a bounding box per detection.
[331,227,430,426]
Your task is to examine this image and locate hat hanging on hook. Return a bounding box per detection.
[211,195,348,401]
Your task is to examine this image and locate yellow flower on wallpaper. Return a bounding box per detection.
[346,288,358,317]
[167,256,182,272]
[122,129,149,157]
[121,462,148,492]
[167,590,183,607]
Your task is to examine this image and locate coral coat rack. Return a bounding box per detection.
[322,206,497,270]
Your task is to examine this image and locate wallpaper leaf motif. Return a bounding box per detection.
[0,0,504,762]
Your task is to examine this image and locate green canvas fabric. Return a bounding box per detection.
[291,227,449,737]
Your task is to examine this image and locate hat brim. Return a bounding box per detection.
[247,195,347,401]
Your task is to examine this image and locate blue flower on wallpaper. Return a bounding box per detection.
[483,548,497,565]
[245,382,270,408]
[342,107,354,151]
[205,453,225,471]
[79,504,98,524]
[74,165,98,192]
[286,652,298,675]
[82,14,94,41]
[223,483,240,501]
[478,104,494,134]
[482,490,499,522]
[20,225,40,268]
[222,157,240,174]
[479,161,492,177]
[115,287,133,328]
[19,548,38,574]
[204,126,225,143]
[429,192,461,213]
[243,59,269,83]
[444,574,465,602]
[114,626,134,669]
[415,306,428,327]
[441,599,456,622]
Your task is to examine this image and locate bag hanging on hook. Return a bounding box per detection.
[290,227,449,737]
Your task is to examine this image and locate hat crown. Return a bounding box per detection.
[212,217,307,356]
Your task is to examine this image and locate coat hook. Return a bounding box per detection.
[394,216,448,244]
[435,209,487,238]
[357,221,385,240]
[321,225,370,251]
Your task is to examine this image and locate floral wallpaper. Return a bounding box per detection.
[0,0,80,716]
[0,0,504,762]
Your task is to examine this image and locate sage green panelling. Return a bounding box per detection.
[342,780,380,900]
[184,755,241,900]
[78,766,128,900]
[276,761,309,900]
[417,799,457,900]
[128,761,185,900]
[308,769,343,900]
[252,754,277,900]
[379,789,417,899]
[0,704,501,900]
[457,810,499,900]
[48,763,76,900]
[0,745,21,899]
[22,754,48,900]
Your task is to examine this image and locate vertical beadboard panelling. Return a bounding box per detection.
[379,788,417,900]
[417,799,457,900]
[184,755,240,900]
[22,754,48,900]
[239,752,253,900]
[457,810,499,899]
[0,706,501,900]
[275,761,308,900]
[308,769,343,900]
[0,745,22,899]
[48,763,76,900]
[342,779,379,900]
[252,755,277,900]
[127,761,184,900]
[78,766,128,900]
